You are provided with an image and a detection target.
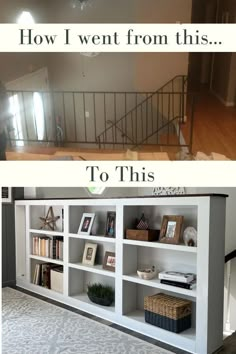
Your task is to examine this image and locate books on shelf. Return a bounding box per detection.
[32,235,64,260]
[32,263,63,289]
[158,271,196,284]
[160,279,197,290]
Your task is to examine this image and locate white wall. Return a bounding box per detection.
[0,0,192,92]
[45,0,192,92]
[0,0,49,84]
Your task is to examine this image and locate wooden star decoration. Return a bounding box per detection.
[39,207,60,231]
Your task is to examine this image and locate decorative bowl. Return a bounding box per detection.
[87,293,114,306]
[137,267,157,280]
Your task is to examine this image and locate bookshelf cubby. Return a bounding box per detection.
[15,194,227,354]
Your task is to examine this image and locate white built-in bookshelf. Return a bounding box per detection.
[15,194,227,354]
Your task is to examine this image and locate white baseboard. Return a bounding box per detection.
[211,90,235,107]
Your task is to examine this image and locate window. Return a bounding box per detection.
[9,94,24,146]
[33,92,45,141]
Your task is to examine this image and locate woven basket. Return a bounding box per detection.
[144,293,192,333]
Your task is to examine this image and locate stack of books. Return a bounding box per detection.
[158,271,196,290]
[32,236,63,260]
[32,263,63,289]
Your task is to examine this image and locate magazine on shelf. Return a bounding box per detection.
[158,271,195,283]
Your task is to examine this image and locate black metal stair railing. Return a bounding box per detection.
[6,74,194,152]
[96,75,194,152]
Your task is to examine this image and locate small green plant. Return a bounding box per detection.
[87,283,114,303]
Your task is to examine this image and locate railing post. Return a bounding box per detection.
[98,135,101,149]
[181,75,185,124]
[225,260,231,333]
[189,95,195,155]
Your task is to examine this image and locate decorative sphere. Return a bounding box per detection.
[183,227,197,247]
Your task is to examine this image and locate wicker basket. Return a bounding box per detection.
[144,293,192,333]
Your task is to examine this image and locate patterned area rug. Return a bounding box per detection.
[2,288,173,354]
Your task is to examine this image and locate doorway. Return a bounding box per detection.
[188,0,218,92]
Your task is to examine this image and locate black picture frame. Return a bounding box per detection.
[105,211,116,238]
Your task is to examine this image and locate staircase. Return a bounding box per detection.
[96,75,191,152]
[6,75,194,155]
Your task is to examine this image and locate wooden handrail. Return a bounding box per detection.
[225,250,236,263]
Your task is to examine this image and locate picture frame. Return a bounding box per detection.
[1,187,12,203]
[159,215,184,244]
[78,213,95,235]
[103,251,116,272]
[82,242,97,266]
[105,211,116,237]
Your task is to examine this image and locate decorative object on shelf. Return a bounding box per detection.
[105,211,116,237]
[82,242,97,266]
[78,213,95,235]
[183,226,197,247]
[126,229,160,241]
[87,283,114,306]
[39,206,60,231]
[126,213,159,242]
[144,293,192,333]
[103,251,115,272]
[136,213,149,230]
[159,215,184,244]
[137,266,157,280]
[152,187,185,196]
[1,187,12,203]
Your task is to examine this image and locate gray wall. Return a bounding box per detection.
[2,187,24,287]
[35,187,139,199]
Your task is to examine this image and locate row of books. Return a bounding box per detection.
[158,271,197,290]
[32,236,64,260]
[33,263,63,288]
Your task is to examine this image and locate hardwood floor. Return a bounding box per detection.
[182,92,236,160]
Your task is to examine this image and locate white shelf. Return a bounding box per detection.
[69,233,116,243]
[124,310,196,351]
[68,262,115,277]
[126,309,196,338]
[15,195,227,354]
[123,274,197,298]
[70,292,115,313]
[30,255,64,265]
[30,229,64,237]
[123,239,197,253]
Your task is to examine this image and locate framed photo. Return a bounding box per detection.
[82,242,97,266]
[105,211,116,237]
[103,251,116,272]
[1,187,12,203]
[159,215,184,244]
[78,213,95,235]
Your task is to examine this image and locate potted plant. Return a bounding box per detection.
[87,283,115,306]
